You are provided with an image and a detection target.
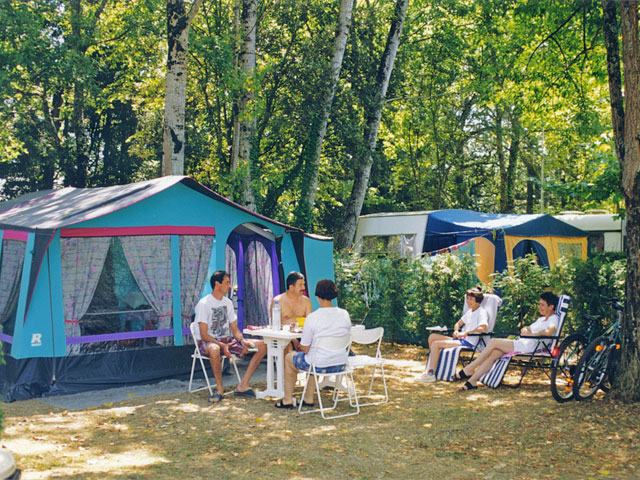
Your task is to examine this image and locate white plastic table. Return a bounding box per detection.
[243,327,302,399]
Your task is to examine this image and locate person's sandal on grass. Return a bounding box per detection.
[453,369,470,381]
[459,381,477,391]
[274,399,294,409]
[209,393,224,403]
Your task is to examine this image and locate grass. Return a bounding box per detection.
[2,343,640,479]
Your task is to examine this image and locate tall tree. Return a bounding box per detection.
[335,0,409,249]
[230,0,257,210]
[601,0,640,402]
[162,0,203,176]
[293,0,355,230]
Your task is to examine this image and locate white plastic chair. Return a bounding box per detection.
[347,327,388,406]
[298,334,360,420]
[188,321,241,396]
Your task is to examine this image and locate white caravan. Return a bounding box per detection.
[553,212,625,253]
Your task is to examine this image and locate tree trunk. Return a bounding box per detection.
[505,107,521,212]
[68,0,89,187]
[601,0,640,402]
[335,0,409,249]
[162,0,203,177]
[294,0,355,230]
[231,0,257,211]
[496,108,507,212]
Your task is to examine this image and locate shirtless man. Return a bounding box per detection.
[270,272,313,352]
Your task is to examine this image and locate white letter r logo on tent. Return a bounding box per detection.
[31,333,42,347]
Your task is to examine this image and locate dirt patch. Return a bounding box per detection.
[2,343,639,479]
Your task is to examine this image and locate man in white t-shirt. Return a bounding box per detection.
[195,270,267,403]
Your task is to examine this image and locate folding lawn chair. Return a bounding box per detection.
[187,321,241,396]
[347,327,388,406]
[298,334,360,420]
[431,293,502,381]
[479,294,571,388]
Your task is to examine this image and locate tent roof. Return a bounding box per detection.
[0,176,300,233]
[427,209,587,238]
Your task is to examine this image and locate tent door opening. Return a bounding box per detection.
[226,223,281,330]
[512,239,549,267]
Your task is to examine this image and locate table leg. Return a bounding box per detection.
[256,338,285,399]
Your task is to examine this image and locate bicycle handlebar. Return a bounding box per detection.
[602,297,624,311]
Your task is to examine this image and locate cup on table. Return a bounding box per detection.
[296,317,305,328]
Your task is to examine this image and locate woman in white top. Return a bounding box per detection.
[416,288,489,383]
[275,279,351,409]
[456,291,559,391]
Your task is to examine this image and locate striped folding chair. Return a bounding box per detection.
[430,293,502,381]
[480,295,571,388]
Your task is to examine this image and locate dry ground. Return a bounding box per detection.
[2,343,639,479]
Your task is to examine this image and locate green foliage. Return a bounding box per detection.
[337,250,626,346]
[491,255,552,332]
[335,250,478,345]
[0,0,623,234]
[565,252,626,335]
[405,253,478,342]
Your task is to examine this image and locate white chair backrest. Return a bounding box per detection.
[190,321,202,342]
[462,293,502,333]
[553,295,571,341]
[351,327,383,345]
[315,334,352,354]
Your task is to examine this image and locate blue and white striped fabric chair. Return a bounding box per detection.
[430,293,502,381]
[480,295,571,388]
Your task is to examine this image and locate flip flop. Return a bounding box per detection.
[301,400,314,407]
[454,370,470,381]
[274,399,294,409]
[459,381,477,391]
[209,393,223,403]
[233,388,256,398]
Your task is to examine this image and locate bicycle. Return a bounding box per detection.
[550,307,614,403]
[572,297,623,401]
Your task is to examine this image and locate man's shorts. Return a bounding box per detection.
[198,336,244,357]
[293,351,345,374]
[455,338,474,349]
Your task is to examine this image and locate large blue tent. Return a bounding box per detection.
[0,176,334,401]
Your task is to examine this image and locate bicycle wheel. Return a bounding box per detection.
[573,336,612,401]
[550,334,586,403]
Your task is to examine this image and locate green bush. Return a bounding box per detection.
[565,252,626,335]
[335,250,478,345]
[491,255,552,333]
[335,249,626,346]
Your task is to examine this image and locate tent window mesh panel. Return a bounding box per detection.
[361,234,415,256]
[61,234,213,355]
[557,242,582,259]
[0,239,26,337]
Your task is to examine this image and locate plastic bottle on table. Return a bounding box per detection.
[272,300,281,330]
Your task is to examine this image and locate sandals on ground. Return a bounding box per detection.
[459,381,477,391]
[274,399,294,409]
[209,393,224,403]
[453,369,470,381]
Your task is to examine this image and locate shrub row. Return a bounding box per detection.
[335,250,626,345]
